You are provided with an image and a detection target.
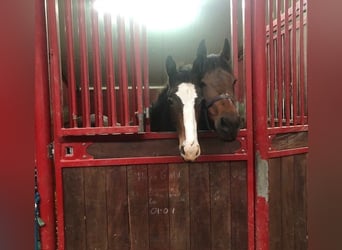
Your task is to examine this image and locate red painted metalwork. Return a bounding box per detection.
[230,0,239,101]
[142,25,150,132]
[90,2,104,127]
[35,0,56,248]
[252,0,270,249]
[78,0,91,127]
[268,0,275,127]
[103,14,117,126]
[284,0,291,126]
[117,16,130,126]
[243,0,255,248]
[276,0,283,127]
[64,0,78,128]
[299,0,305,125]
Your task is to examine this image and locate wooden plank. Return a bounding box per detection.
[230,161,248,250]
[86,138,241,159]
[63,168,86,250]
[127,165,149,250]
[84,167,108,249]
[281,156,295,250]
[169,163,190,250]
[148,164,170,250]
[106,166,129,250]
[189,162,211,250]
[268,158,282,250]
[210,161,231,250]
[294,154,308,250]
[270,131,308,150]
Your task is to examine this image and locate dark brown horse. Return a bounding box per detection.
[192,39,240,141]
[150,56,202,161]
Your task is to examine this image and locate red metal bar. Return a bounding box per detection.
[243,0,255,249]
[267,124,308,134]
[276,0,283,127]
[104,14,117,127]
[64,0,78,128]
[253,0,268,159]
[90,2,103,127]
[284,0,291,126]
[60,126,139,136]
[129,19,138,125]
[46,0,63,138]
[267,146,308,158]
[132,21,144,132]
[142,25,150,131]
[117,16,130,126]
[252,0,269,249]
[230,0,239,100]
[78,0,91,127]
[58,154,249,168]
[35,0,56,248]
[292,0,298,125]
[299,0,305,124]
[268,0,275,127]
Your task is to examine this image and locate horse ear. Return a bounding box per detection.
[221,38,232,63]
[165,56,177,77]
[196,39,207,59]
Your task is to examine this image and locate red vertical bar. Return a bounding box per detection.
[132,21,144,132]
[252,0,269,249]
[268,0,275,127]
[90,2,103,127]
[276,0,283,127]
[129,19,137,125]
[117,16,130,126]
[78,0,91,127]
[299,0,305,124]
[104,14,117,127]
[292,0,298,125]
[35,0,56,248]
[142,25,150,131]
[244,0,255,249]
[230,0,239,100]
[46,0,63,138]
[64,0,78,128]
[284,0,291,126]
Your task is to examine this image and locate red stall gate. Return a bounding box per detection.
[35,0,308,249]
[253,0,308,249]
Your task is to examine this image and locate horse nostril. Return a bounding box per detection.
[180,145,185,155]
[196,149,200,157]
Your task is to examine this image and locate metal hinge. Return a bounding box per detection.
[48,143,54,159]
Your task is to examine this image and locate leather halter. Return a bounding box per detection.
[205,92,235,109]
[201,92,235,130]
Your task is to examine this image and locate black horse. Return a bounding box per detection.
[192,39,241,141]
[150,56,202,161]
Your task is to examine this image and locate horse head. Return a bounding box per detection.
[192,39,240,141]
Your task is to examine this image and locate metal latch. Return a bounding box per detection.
[48,143,54,159]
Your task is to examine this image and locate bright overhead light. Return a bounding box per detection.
[93,0,204,31]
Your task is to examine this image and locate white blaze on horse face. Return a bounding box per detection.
[176,83,201,161]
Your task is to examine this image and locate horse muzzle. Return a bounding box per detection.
[180,142,201,162]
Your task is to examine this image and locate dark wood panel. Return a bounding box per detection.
[148,164,170,250]
[230,161,248,250]
[270,132,308,150]
[169,163,190,250]
[294,154,308,250]
[86,138,241,159]
[127,165,149,250]
[281,156,295,250]
[83,167,108,249]
[268,158,282,250]
[63,168,86,250]
[106,167,130,250]
[189,163,211,250]
[210,161,231,250]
